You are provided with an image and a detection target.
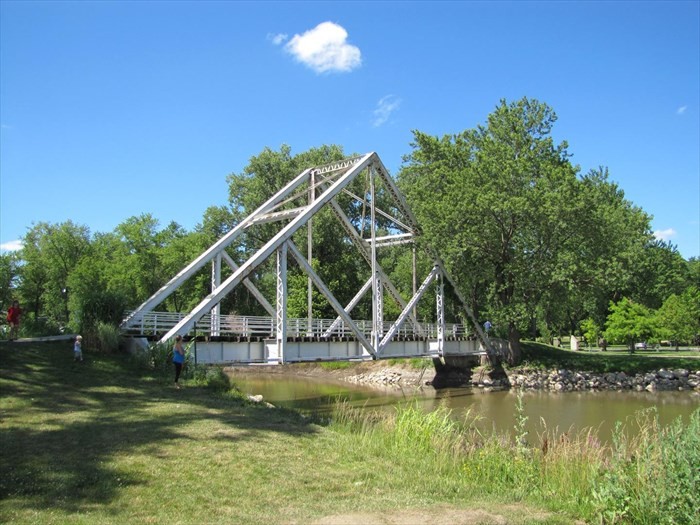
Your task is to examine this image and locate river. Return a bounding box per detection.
[229,372,700,443]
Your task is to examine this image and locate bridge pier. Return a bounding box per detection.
[429,355,509,389]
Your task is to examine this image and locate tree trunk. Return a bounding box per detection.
[507,321,522,365]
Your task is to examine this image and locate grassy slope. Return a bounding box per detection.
[519,341,700,374]
[0,342,561,525]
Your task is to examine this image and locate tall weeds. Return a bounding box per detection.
[331,399,700,523]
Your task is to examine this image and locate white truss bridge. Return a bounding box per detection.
[121,152,505,365]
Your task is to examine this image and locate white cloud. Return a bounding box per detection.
[268,33,288,46]
[677,106,687,115]
[0,240,23,252]
[654,228,677,242]
[372,95,401,127]
[284,22,361,73]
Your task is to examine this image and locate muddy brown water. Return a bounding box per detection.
[227,370,700,443]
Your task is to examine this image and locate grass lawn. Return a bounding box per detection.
[520,341,700,373]
[0,341,563,525]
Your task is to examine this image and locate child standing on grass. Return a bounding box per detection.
[173,335,185,389]
[74,335,83,362]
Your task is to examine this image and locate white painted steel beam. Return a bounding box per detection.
[210,254,222,336]
[432,256,497,361]
[327,198,425,335]
[340,188,414,234]
[274,243,288,363]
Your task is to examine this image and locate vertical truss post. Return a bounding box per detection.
[436,270,445,354]
[273,243,288,364]
[369,165,382,352]
[307,170,315,336]
[210,253,222,336]
[412,244,417,320]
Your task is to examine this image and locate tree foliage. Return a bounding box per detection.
[604,297,656,351]
[399,98,652,363]
[656,287,700,347]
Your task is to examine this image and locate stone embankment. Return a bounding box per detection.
[342,365,700,392]
[505,368,700,392]
[344,368,427,388]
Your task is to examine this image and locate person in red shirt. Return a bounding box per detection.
[7,300,22,341]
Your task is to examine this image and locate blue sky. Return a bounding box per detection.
[1,1,699,259]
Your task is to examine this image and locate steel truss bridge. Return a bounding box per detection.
[121,153,504,365]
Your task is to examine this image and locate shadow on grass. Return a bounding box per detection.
[0,341,318,514]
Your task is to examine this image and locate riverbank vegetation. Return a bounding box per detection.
[2,341,698,524]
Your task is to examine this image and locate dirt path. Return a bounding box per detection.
[308,504,563,525]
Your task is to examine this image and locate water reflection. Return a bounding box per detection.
[229,372,700,442]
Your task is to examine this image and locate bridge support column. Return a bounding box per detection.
[436,272,444,354]
[273,243,288,364]
[370,166,382,353]
[210,253,222,337]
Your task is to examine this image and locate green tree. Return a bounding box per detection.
[604,297,656,352]
[656,287,700,349]
[19,221,91,331]
[0,251,20,313]
[579,318,601,348]
[66,232,132,332]
[626,240,690,309]
[399,98,651,363]
[687,257,700,288]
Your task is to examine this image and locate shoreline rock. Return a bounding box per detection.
[505,367,700,392]
[341,365,700,393]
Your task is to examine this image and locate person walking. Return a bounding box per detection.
[172,335,185,389]
[7,301,22,341]
[74,335,83,362]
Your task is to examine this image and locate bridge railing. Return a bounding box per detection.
[123,311,472,340]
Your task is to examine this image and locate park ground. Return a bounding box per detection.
[1,340,577,525]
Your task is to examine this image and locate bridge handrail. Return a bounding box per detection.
[122,311,471,340]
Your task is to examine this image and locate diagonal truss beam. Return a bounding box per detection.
[220,251,275,316]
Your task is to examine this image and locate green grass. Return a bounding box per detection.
[519,341,700,374]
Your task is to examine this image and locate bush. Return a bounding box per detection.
[95,322,121,353]
[589,408,700,524]
[19,315,63,337]
[189,365,232,392]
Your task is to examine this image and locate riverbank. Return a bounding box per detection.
[226,360,700,393]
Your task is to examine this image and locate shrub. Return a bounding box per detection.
[95,322,121,353]
[189,365,232,392]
